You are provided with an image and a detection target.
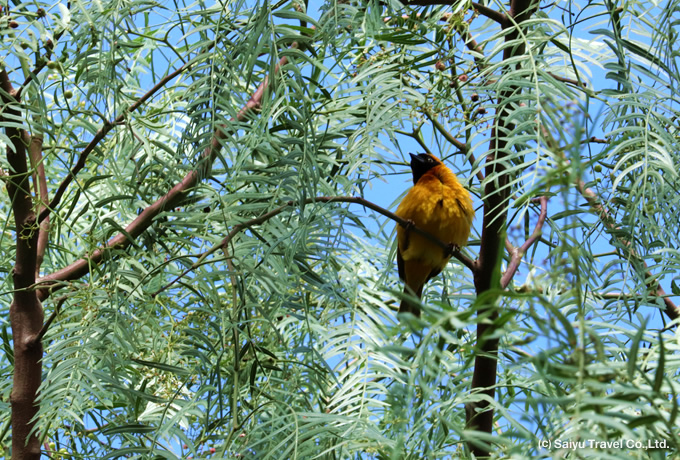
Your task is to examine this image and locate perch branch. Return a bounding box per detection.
[153,196,476,296]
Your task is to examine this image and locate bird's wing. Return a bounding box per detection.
[397,246,405,281]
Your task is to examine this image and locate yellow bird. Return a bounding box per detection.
[395,153,474,316]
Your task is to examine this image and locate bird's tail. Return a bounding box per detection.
[399,283,424,317]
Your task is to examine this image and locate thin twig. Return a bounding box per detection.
[405,0,509,26]
[455,19,486,71]
[501,196,548,288]
[424,112,487,184]
[425,112,467,152]
[547,72,587,87]
[31,296,68,345]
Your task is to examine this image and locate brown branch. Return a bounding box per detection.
[576,180,680,323]
[514,284,677,307]
[31,296,68,345]
[456,23,486,71]
[15,29,67,101]
[35,45,298,301]
[658,287,679,323]
[472,2,509,26]
[402,1,508,25]
[466,0,539,456]
[425,111,467,152]
[24,133,49,276]
[37,62,191,224]
[396,125,430,154]
[1,67,44,460]
[154,196,476,296]
[16,62,48,102]
[501,196,548,288]
[546,72,587,87]
[424,112,485,184]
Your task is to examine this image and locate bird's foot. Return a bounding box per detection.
[446,243,461,257]
[402,219,415,250]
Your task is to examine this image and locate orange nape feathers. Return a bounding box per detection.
[395,153,474,317]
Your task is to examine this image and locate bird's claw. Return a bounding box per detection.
[402,219,415,251]
[446,243,460,257]
[402,219,415,232]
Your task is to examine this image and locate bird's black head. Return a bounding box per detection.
[409,153,441,184]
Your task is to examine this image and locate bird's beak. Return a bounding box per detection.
[409,153,419,162]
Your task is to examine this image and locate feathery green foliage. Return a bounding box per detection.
[1,0,679,458]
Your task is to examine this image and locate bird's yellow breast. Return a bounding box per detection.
[396,166,473,267]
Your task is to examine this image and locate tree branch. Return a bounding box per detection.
[455,22,486,71]
[472,2,509,26]
[37,62,192,224]
[31,296,68,345]
[402,1,508,25]
[467,0,539,455]
[576,180,680,323]
[425,111,467,152]
[424,112,485,183]
[587,136,608,144]
[1,66,44,460]
[24,133,49,276]
[35,45,298,301]
[547,72,587,87]
[154,195,476,296]
[501,196,548,288]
